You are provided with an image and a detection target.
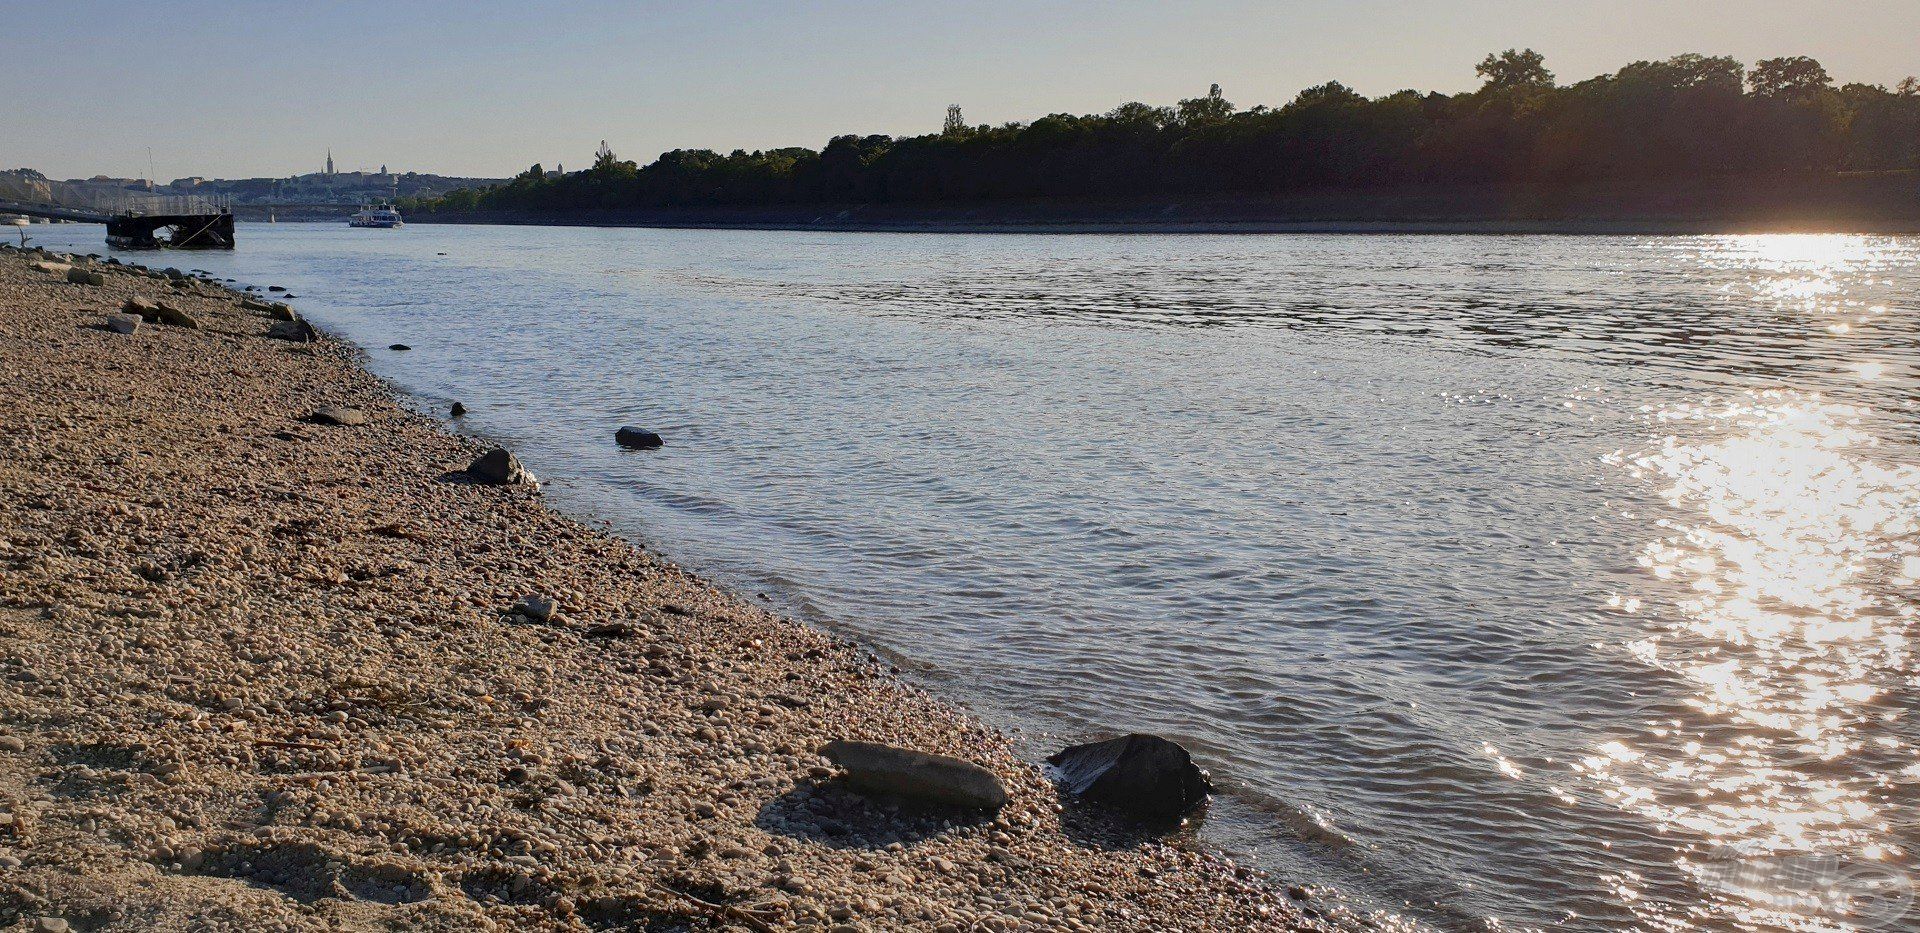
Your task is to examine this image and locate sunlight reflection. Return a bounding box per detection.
[1592,389,1920,930]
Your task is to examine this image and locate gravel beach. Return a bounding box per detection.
[0,247,1345,931]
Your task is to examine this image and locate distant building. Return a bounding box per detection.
[325,149,335,177]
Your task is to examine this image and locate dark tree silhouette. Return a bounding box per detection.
[1749,57,1833,99]
[1476,49,1554,91]
[401,51,1920,217]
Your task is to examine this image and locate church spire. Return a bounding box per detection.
[326,149,335,177]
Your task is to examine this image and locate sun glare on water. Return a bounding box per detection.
[1583,237,1920,932]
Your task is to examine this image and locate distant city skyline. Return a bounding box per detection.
[9,0,1918,181]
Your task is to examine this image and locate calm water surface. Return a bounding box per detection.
[38,224,1920,932]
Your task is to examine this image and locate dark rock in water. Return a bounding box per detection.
[449,402,468,417]
[309,407,368,427]
[268,285,286,292]
[467,448,537,486]
[821,740,1007,810]
[614,427,663,450]
[266,319,318,343]
[388,343,411,351]
[1046,733,1211,819]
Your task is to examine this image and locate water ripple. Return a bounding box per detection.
[31,225,1917,933]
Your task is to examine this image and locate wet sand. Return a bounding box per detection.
[0,247,1344,931]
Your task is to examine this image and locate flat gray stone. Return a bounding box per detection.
[310,407,367,427]
[151,302,199,329]
[821,740,1007,810]
[267,319,318,342]
[511,594,557,622]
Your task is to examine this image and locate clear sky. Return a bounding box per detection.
[9,0,1917,182]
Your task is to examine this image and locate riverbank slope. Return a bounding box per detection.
[0,248,1332,931]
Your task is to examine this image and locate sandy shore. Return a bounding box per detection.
[0,248,1347,931]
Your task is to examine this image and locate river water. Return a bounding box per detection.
[33,224,1920,932]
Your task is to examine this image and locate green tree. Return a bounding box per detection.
[1477,49,1554,91]
[1748,56,1832,98]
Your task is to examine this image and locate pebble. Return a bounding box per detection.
[512,594,558,622]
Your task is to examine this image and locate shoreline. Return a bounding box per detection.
[0,247,1345,930]
[407,215,1920,236]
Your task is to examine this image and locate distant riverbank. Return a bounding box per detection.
[402,175,1920,235]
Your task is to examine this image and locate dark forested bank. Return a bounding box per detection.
[403,51,1920,220]
[403,175,1920,234]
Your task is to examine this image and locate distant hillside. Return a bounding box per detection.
[2,166,507,208]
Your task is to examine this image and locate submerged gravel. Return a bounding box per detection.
[0,247,1351,931]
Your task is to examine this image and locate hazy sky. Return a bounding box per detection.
[9,0,1917,181]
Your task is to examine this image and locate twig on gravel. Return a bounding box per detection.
[655,883,781,933]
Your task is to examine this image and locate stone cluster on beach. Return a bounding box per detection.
[0,246,1354,931]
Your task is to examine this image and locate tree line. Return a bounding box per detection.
[404,51,1920,214]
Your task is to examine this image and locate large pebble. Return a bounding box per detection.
[267,319,318,342]
[1046,733,1211,819]
[309,407,368,427]
[615,427,663,450]
[822,740,1007,810]
[512,594,558,622]
[468,448,537,486]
